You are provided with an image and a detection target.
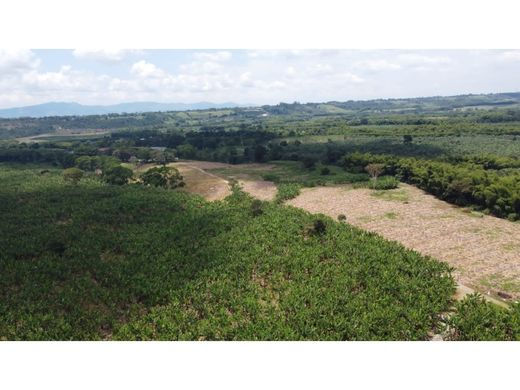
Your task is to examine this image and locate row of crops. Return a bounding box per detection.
[0,164,518,340]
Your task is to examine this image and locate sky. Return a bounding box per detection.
[0,49,520,109]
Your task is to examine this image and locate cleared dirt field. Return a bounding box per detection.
[185,161,277,200]
[238,180,277,201]
[288,183,520,301]
[169,162,231,201]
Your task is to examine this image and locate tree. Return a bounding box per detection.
[320,167,331,176]
[365,163,385,188]
[176,144,197,159]
[113,149,132,162]
[141,166,185,189]
[103,165,133,185]
[302,156,317,170]
[253,145,268,162]
[403,134,413,144]
[63,167,84,185]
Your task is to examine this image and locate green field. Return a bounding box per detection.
[1,164,519,340]
[0,164,457,340]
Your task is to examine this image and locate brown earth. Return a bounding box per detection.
[238,180,277,201]
[288,183,520,301]
[169,162,231,201]
[180,161,277,200]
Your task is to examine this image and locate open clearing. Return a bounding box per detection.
[182,160,277,200]
[288,183,520,301]
[136,161,232,201]
[169,162,231,201]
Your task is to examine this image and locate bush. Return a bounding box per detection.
[251,199,264,217]
[312,219,327,235]
[103,165,133,185]
[301,156,317,170]
[63,167,84,185]
[262,173,280,182]
[372,176,399,190]
[275,183,301,203]
[320,167,331,176]
[141,166,185,189]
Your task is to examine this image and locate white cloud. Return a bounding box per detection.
[0,49,40,74]
[307,63,334,75]
[2,50,520,109]
[397,53,452,66]
[131,60,166,78]
[354,59,401,71]
[192,51,232,62]
[499,50,520,62]
[72,49,141,63]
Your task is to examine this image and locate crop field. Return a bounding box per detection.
[0,164,461,340]
[287,183,520,301]
[2,92,520,341]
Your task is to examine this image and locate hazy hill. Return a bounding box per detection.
[0,101,245,118]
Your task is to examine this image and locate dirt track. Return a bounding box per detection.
[288,183,520,301]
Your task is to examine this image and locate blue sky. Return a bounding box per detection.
[1,49,520,108]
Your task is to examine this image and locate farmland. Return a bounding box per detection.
[0,164,457,340]
[1,92,520,340]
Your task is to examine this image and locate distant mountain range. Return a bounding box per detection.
[0,101,247,118]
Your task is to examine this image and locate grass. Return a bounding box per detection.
[371,189,409,203]
[479,274,520,294]
[209,160,369,188]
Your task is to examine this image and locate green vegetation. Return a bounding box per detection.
[0,164,458,340]
[63,167,84,185]
[344,153,520,220]
[103,165,134,185]
[275,183,301,203]
[446,294,520,341]
[140,166,185,189]
[2,92,520,341]
[371,189,410,202]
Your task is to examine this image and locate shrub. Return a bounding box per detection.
[103,165,133,185]
[312,219,327,236]
[141,166,185,189]
[320,167,331,176]
[63,167,84,185]
[262,173,280,182]
[373,176,399,190]
[301,156,317,170]
[275,183,301,203]
[251,199,264,217]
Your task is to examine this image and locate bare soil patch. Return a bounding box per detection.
[182,161,277,200]
[169,162,231,201]
[288,183,520,301]
[239,180,277,201]
[136,162,231,201]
